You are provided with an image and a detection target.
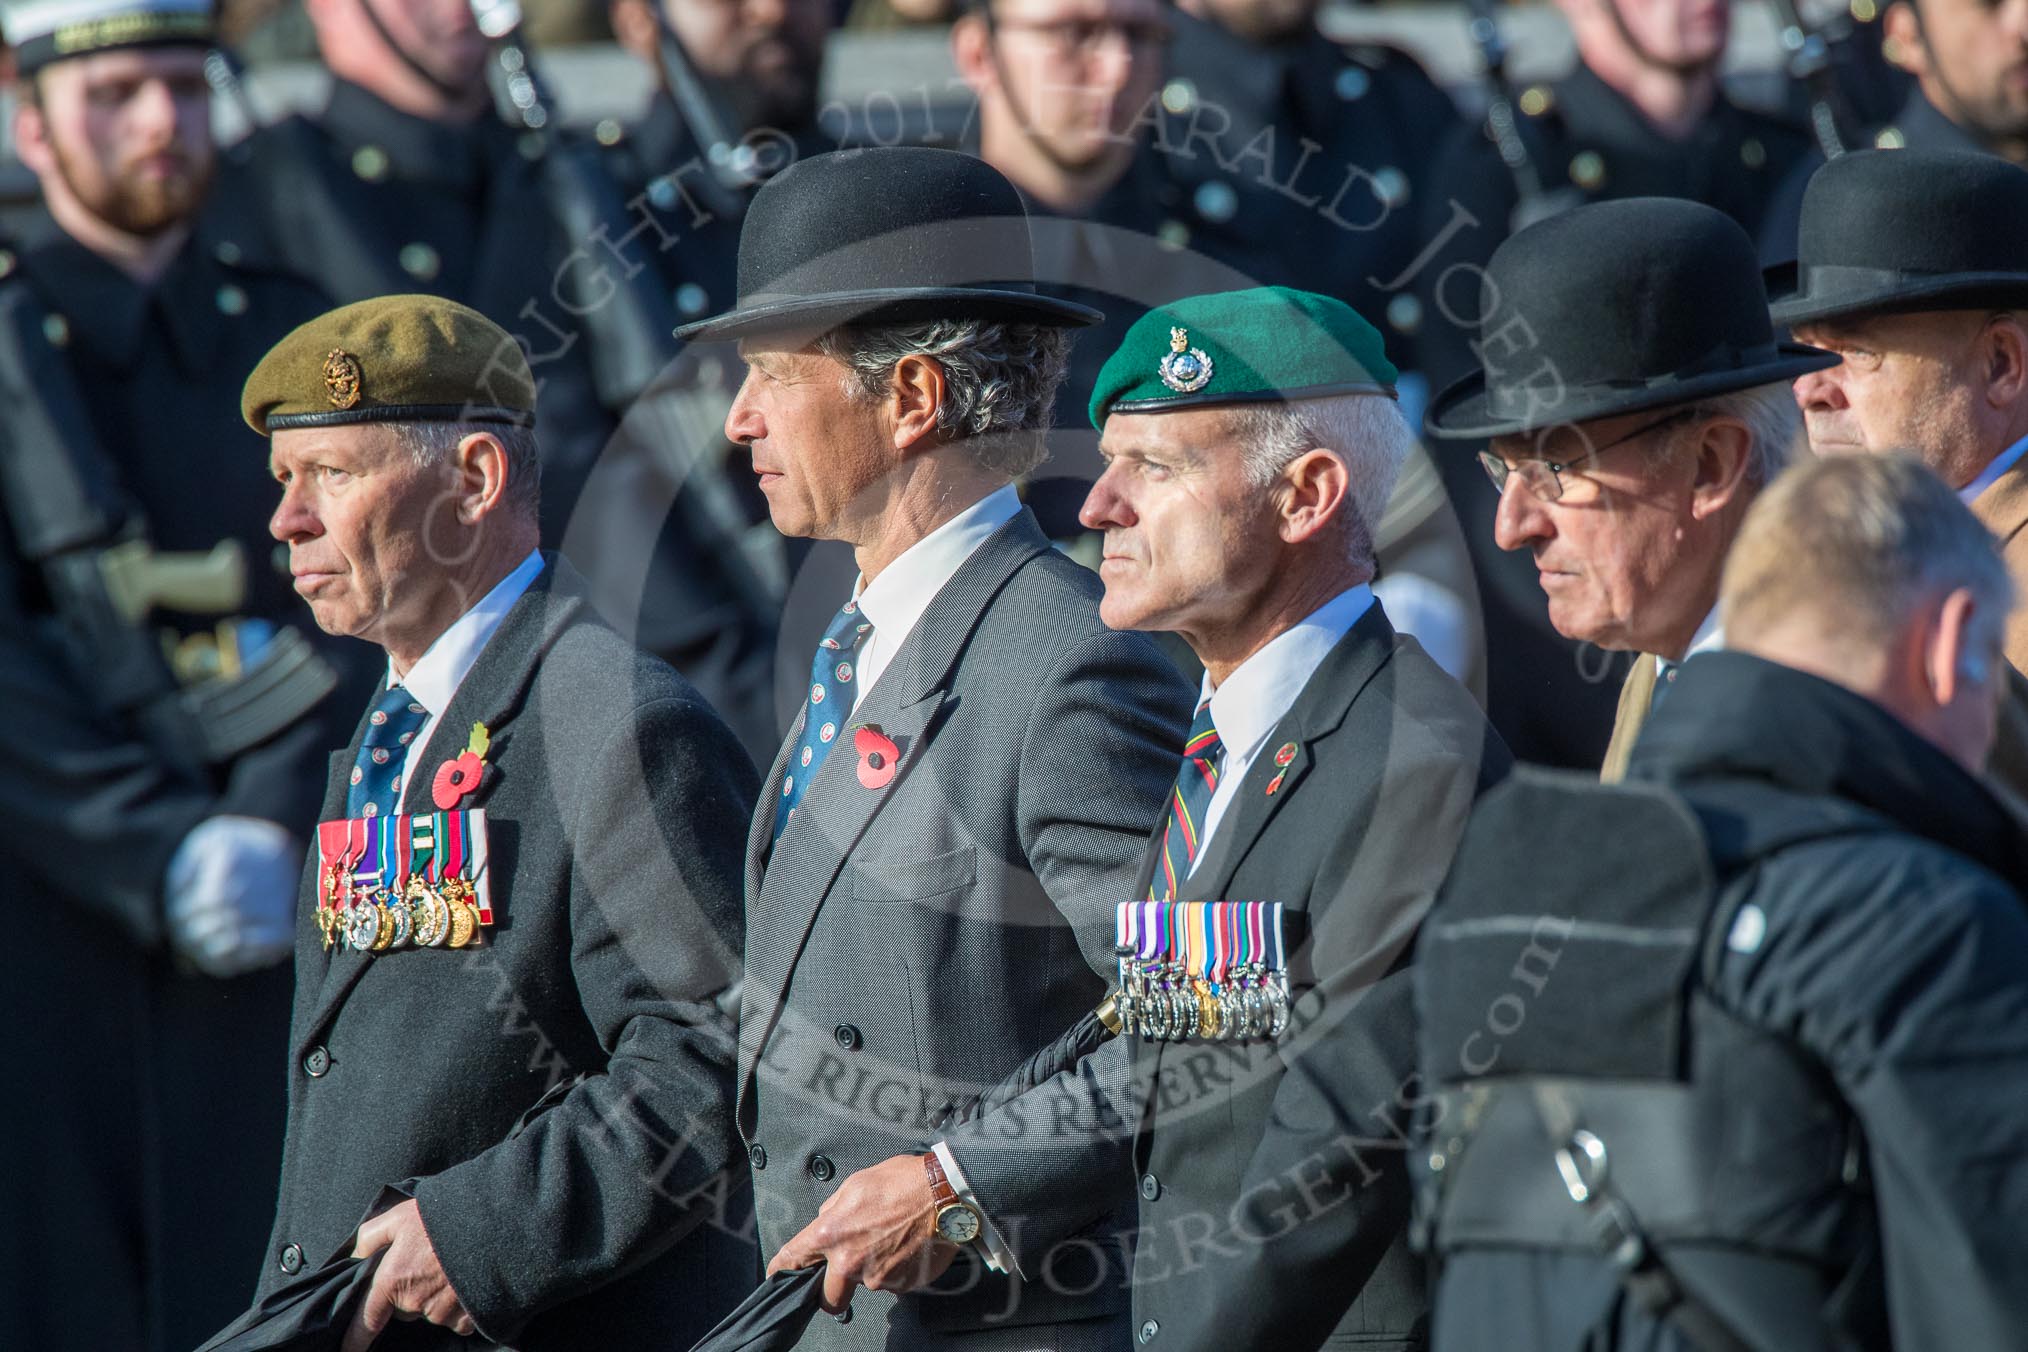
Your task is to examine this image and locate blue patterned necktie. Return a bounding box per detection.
[347,684,430,819]
[1150,700,1224,900]
[773,599,874,840]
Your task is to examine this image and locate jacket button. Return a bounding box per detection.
[834,1024,861,1051]
[279,1243,304,1275]
[1139,1173,1160,1201]
[303,1046,331,1078]
[1140,1318,1160,1343]
[749,1143,767,1171]
[808,1154,835,1183]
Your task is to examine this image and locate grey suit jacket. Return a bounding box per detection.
[739,509,1194,1347]
[254,558,759,1350]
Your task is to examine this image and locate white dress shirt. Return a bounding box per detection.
[1960,433,2028,505]
[1654,604,1725,696]
[825,486,1026,1269]
[846,484,1022,710]
[389,549,545,811]
[1191,584,1374,874]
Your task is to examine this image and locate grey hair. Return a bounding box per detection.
[391,420,542,518]
[1226,394,1415,561]
[1680,381,1804,486]
[1723,450,2016,663]
[816,319,1074,477]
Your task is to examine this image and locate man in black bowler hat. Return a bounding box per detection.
[1777,149,2028,671]
[682,144,1194,1348]
[1425,197,1835,781]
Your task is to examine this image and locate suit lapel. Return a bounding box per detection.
[745,716,800,907]
[297,558,583,1054]
[1184,605,1398,902]
[737,511,1050,1114]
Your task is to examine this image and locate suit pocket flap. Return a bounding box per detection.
[852,845,977,902]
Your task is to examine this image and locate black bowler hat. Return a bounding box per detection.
[675,147,1101,341]
[1425,198,1836,441]
[1767,149,2028,328]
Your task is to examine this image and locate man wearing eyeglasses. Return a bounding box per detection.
[1425,196,1835,780]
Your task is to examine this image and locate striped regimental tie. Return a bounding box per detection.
[1151,700,1224,900]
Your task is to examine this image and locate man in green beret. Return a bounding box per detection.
[218,294,760,1351]
[1077,286,1509,1352]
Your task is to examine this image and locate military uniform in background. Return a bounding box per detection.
[229,73,783,758]
[0,28,369,1346]
[1159,15,1462,379]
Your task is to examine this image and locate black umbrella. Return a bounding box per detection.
[683,998,1122,1352]
[196,1187,407,1352]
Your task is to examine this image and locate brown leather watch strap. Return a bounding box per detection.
[923,1151,961,1210]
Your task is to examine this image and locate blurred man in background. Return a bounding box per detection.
[0,2,368,1347]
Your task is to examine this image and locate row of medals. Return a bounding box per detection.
[318,872,480,953]
[1117,958,1291,1042]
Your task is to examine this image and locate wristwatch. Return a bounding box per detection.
[922,1152,982,1245]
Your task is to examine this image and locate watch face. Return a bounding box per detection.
[936,1204,981,1245]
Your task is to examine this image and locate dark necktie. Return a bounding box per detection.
[1151,700,1224,900]
[773,600,874,840]
[347,684,430,819]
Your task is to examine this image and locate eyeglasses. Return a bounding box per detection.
[1478,408,1700,503]
[991,18,1173,56]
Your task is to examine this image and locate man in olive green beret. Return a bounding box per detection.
[1077,286,1509,1352]
[219,294,760,1352]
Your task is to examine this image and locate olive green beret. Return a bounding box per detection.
[241,294,537,437]
[1088,286,1398,429]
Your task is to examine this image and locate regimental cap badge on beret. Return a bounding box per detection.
[1159,327,1214,394]
[322,350,363,410]
[1089,286,1398,428]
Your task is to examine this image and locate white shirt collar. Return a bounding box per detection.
[1201,585,1375,764]
[389,549,545,715]
[854,484,1022,646]
[1657,604,1724,676]
[1960,433,2028,505]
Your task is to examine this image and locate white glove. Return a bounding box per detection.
[164,815,302,977]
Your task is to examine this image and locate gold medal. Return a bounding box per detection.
[447,900,476,949]
[315,904,335,951]
[1195,980,1223,1040]
[371,901,396,951]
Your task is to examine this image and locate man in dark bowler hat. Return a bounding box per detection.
[1408,0,1813,773]
[1077,286,1510,1352]
[1425,197,1835,781]
[682,144,1195,1348]
[220,294,758,1351]
[0,4,367,1347]
[1417,451,2028,1352]
[1777,149,2028,670]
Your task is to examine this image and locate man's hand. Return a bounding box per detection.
[767,1153,959,1314]
[342,1198,475,1352]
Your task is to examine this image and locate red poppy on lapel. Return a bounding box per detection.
[855,726,900,790]
[433,752,483,809]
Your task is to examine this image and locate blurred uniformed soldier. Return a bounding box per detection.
[603,0,839,328]
[1417,452,2028,1351]
[1762,0,2028,259]
[231,0,788,759]
[1160,0,1463,380]
[0,2,367,1347]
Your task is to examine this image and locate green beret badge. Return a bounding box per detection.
[1160,326,1213,394]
